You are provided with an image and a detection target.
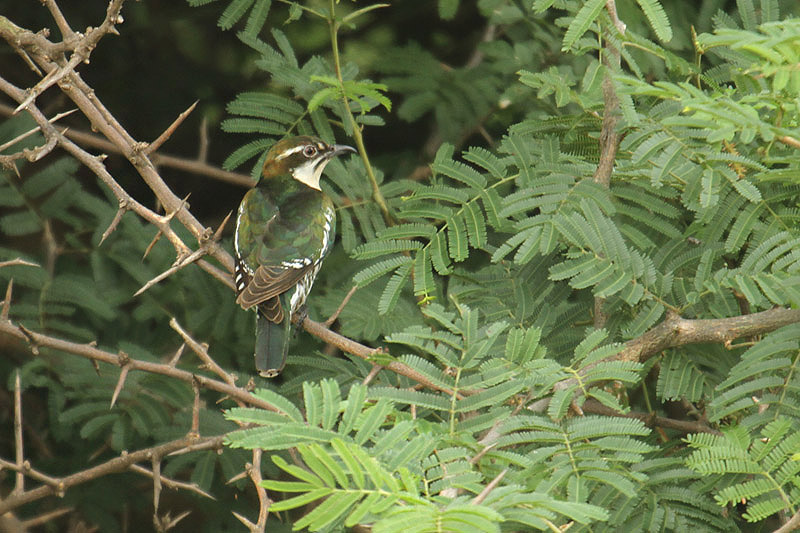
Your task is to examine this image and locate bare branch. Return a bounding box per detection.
[245,449,270,532]
[774,508,800,533]
[13,371,24,495]
[191,381,201,435]
[0,108,76,152]
[0,258,40,269]
[619,308,800,364]
[170,317,237,387]
[325,285,358,327]
[0,434,225,515]
[605,0,627,34]
[0,318,280,413]
[134,248,206,297]
[297,316,467,398]
[14,53,83,113]
[581,399,722,435]
[362,364,382,386]
[42,0,76,40]
[19,506,73,528]
[129,464,214,500]
[0,102,254,187]
[470,469,507,506]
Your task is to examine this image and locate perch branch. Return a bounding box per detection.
[296,316,466,398]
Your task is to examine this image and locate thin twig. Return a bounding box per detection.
[362,364,382,385]
[581,399,721,435]
[0,457,62,487]
[605,0,627,34]
[0,108,77,152]
[191,380,201,435]
[297,316,467,398]
[42,0,76,41]
[778,135,800,150]
[134,248,206,297]
[14,53,83,113]
[170,317,237,387]
[151,457,162,521]
[325,285,358,326]
[470,469,507,506]
[468,443,496,465]
[19,506,73,528]
[13,371,24,495]
[0,258,40,269]
[129,464,214,500]
[246,449,270,532]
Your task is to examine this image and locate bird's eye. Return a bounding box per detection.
[303,145,317,158]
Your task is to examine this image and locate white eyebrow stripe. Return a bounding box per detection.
[275,145,307,160]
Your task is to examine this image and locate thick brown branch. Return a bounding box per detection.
[774,508,800,533]
[550,307,800,398]
[618,308,800,363]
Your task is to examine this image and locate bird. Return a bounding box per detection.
[234,135,356,377]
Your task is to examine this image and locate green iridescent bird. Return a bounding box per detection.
[234,136,355,377]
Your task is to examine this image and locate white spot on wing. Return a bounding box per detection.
[281,258,311,269]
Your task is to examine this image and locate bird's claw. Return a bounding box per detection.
[294,305,309,329]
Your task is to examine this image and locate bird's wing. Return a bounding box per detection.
[235,262,311,311]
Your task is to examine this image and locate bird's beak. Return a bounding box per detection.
[331,144,357,158]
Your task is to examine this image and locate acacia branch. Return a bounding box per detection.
[0,103,254,187]
[0,4,455,401]
[774,508,800,533]
[581,399,721,435]
[617,308,800,363]
[0,434,224,516]
[548,307,800,399]
[0,318,279,413]
[296,316,465,398]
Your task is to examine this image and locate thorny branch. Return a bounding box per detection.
[2,0,800,529]
[0,317,279,413]
[591,0,624,330]
[0,434,225,516]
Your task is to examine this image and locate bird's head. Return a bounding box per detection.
[260,136,356,190]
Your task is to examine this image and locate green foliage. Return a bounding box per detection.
[4,0,800,530]
[686,419,800,522]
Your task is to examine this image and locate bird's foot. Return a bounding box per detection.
[293,305,309,329]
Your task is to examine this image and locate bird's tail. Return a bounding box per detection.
[254,309,291,378]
